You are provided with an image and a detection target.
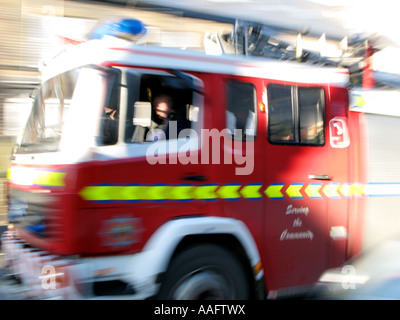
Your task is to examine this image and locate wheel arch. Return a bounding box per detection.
[140,216,265,299]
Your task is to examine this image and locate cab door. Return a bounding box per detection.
[219,76,265,259]
[263,82,332,291]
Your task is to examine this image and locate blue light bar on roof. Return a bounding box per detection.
[88,18,146,40]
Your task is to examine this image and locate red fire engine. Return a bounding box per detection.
[1,19,367,299]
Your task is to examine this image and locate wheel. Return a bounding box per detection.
[157,243,250,300]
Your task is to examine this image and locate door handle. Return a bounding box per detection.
[308,174,331,181]
[182,175,207,182]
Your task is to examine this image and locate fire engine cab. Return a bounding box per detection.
[1,18,367,299]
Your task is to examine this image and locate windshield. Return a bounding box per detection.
[17,66,118,154]
[17,65,201,155]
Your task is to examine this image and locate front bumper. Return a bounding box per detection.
[1,230,85,299]
[1,230,157,299]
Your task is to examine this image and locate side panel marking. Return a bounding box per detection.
[78,182,399,203]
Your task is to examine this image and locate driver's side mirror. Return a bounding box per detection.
[133,101,152,127]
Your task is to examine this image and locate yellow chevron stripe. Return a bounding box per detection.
[169,185,195,201]
[305,183,323,199]
[351,183,365,197]
[78,182,370,202]
[35,171,66,187]
[265,183,285,199]
[240,184,262,199]
[286,183,304,199]
[80,186,111,201]
[339,183,352,197]
[8,166,66,187]
[322,183,341,199]
[193,184,219,200]
[216,184,241,200]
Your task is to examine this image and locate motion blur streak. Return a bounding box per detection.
[1,0,400,300]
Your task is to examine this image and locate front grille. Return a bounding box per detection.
[8,186,56,238]
[10,201,46,235]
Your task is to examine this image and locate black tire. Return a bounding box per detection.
[157,243,250,300]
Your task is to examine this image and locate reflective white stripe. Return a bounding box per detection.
[364,183,400,197]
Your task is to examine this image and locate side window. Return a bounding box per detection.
[298,87,324,145]
[267,83,325,146]
[100,68,121,146]
[226,80,257,141]
[267,84,294,142]
[129,73,194,143]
